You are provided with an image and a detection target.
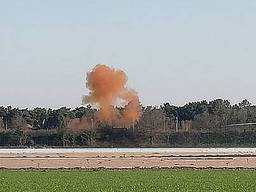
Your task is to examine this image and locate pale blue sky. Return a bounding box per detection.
[1,0,256,108]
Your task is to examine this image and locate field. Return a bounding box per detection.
[0,169,256,192]
[2,148,256,169]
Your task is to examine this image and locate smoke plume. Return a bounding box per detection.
[83,64,141,127]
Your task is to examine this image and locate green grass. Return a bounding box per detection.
[0,169,256,192]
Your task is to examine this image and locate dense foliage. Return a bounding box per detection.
[0,169,256,192]
[1,99,256,147]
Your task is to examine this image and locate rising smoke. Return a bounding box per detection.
[83,64,141,127]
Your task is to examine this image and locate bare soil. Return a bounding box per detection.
[0,149,255,169]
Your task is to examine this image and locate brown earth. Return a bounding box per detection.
[0,150,255,169]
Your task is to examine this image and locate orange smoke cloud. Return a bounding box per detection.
[84,64,141,127]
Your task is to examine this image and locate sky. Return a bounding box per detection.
[0,0,256,108]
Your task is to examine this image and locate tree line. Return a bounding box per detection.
[1,99,256,147]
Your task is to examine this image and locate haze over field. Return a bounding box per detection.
[1,0,256,108]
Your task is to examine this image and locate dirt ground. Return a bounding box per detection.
[0,149,256,169]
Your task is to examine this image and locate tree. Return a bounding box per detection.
[31,108,48,129]
[138,106,167,145]
[208,99,231,116]
[239,99,251,108]
[0,106,7,129]
[0,117,4,130]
